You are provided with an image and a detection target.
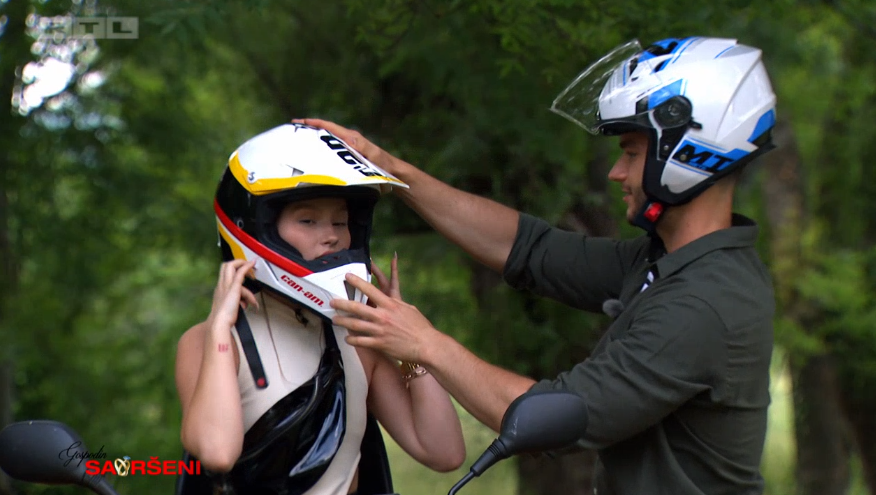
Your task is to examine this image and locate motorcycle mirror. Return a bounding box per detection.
[496,389,588,455]
[0,420,117,495]
[448,390,588,495]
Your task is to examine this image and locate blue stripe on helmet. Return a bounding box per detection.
[748,109,776,143]
[651,38,686,52]
[667,37,699,67]
[638,51,658,62]
[714,45,735,58]
[671,140,750,172]
[646,37,698,73]
[648,79,684,109]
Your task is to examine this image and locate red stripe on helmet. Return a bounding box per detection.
[214,199,314,278]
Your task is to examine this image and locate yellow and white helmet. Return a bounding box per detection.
[214,123,407,320]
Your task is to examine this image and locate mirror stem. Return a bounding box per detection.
[446,471,474,495]
[82,474,118,495]
[446,440,510,495]
[469,440,508,475]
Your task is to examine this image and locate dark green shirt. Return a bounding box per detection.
[503,212,775,495]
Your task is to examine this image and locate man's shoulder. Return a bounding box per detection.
[652,249,775,332]
[601,233,651,268]
[635,290,725,327]
[689,245,774,301]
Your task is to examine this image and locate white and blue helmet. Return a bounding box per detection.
[552,37,777,227]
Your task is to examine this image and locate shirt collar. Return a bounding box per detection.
[648,214,759,278]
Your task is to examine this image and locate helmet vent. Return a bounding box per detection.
[646,40,679,57]
[284,165,304,177]
[343,281,357,301]
[629,58,639,78]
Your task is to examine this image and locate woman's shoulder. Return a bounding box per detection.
[176,321,209,362]
[353,345,380,386]
[180,320,208,343]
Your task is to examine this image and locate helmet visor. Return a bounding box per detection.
[550,39,645,135]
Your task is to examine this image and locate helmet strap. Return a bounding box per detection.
[631,199,666,233]
[235,307,269,390]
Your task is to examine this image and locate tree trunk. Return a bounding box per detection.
[0,0,30,493]
[0,363,11,433]
[0,0,27,287]
[840,386,876,494]
[790,356,853,495]
[762,120,852,495]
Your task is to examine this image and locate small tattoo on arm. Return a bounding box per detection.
[218,343,230,352]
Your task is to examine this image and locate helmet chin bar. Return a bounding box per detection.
[634,124,706,235]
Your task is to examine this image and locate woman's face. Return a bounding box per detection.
[277,197,351,261]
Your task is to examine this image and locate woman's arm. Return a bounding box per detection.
[357,256,465,472]
[359,347,466,472]
[175,259,257,472]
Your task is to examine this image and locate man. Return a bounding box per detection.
[296,36,778,495]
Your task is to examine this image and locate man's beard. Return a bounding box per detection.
[626,193,646,224]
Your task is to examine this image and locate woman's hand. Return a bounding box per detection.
[371,252,401,302]
[208,259,258,331]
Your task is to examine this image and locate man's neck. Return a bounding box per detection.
[655,196,733,253]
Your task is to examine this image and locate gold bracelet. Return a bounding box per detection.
[399,361,429,388]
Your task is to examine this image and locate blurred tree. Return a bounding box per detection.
[753,2,876,493]
[0,2,29,495]
[0,1,279,493]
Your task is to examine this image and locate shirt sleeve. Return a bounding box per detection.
[528,293,727,449]
[502,212,649,312]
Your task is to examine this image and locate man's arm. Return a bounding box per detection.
[420,333,536,433]
[503,213,650,311]
[424,292,726,444]
[295,118,519,273]
[387,162,520,274]
[334,275,727,445]
[332,273,536,432]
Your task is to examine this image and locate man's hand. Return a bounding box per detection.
[293,118,519,274]
[331,272,439,364]
[292,118,398,175]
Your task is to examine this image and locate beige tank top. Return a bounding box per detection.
[231,292,368,495]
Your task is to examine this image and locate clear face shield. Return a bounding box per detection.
[551,40,652,135]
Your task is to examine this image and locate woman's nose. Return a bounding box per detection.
[322,228,339,245]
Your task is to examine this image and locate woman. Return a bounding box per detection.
[175,123,465,495]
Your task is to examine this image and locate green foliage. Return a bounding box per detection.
[795,247,876,393]
[384,403,518,495]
